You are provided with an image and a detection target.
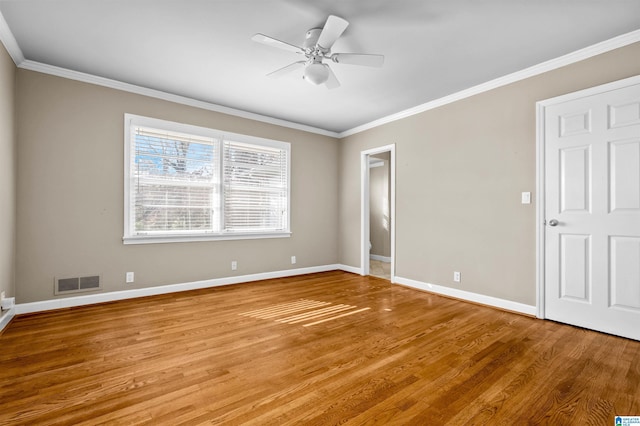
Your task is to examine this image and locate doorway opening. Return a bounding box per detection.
[361,144,395,282]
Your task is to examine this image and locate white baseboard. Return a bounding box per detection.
[369,255,391,263]
[0,308,15,333]
[15,264,345,315]
[337,264,363,275]
[394,276,536,316]
[12,267,534,318]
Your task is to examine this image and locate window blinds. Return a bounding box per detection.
[127,119,289,240]
[223,140,288,232]
[132,126,219,234]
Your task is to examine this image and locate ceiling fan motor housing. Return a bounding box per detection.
[301,28,330,84]
[304,28,323,51]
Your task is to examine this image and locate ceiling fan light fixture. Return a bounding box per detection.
[253,15,384,90]
[303,63,329,85]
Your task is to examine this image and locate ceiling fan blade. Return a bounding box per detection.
[324,65,340,89]
[331,53,384,67]
[267,61,306,78]
[317,15,349,50]
[252,33,304,54]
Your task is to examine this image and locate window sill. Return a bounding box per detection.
[123,231,292,245]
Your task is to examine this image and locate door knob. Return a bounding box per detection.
[548,219,559,226]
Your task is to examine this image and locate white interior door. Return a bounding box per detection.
[543,77,640,341]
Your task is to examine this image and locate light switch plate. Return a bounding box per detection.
[521,192,531,204]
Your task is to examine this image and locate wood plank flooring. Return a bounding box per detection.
[1,271,639,425]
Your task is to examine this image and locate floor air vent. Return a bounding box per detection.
[55,275,101,295]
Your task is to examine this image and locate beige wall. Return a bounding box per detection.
[339,42,640,306]
[369,152,390,258]
[10,41,640,307]
[16,70,339,303]
[0,42,15,301]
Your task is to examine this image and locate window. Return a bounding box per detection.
[124,114,290,244]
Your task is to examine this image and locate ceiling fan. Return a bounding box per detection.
[251,15,384,89]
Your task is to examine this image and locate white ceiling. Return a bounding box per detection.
[1,0,639,134]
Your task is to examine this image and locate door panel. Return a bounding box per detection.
[609,139,640,212]
[559,234,591,302]
[610,236,640,311]
[560,146,591,213]
[544,78,640,341]
[609,100,640,129]
[560,109,592,137]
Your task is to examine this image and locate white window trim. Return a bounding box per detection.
[123,114,291,244]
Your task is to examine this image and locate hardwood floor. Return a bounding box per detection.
[369,259,391,280]
[1,271,638,425]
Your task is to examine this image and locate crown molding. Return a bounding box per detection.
[1,9,338,138]
[3,5,639,140]
[17,60,340,138]
[339,29,640,138]
[0,9,24,65]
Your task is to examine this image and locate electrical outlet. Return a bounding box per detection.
[0,291,5,300]
[231,261,237,271]
[291,256,296,264]
[126,272,135,283]
[453,271,461,282]
[0,296,14,311]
